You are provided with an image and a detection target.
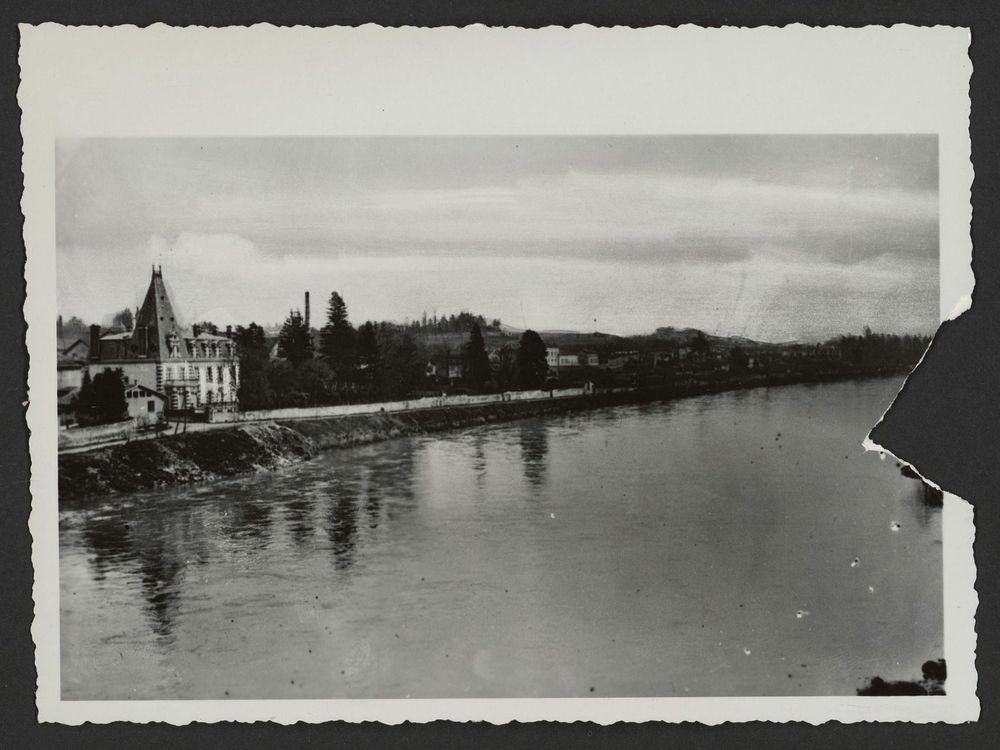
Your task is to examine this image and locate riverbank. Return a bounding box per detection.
[58,395,619,502]
[58,367,908,502]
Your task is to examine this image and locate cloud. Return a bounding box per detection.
[58,138,938,266]
[55,136,939,340]
[58,231,937,342]
[143,170,934,270]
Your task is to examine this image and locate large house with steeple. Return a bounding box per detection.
[86,266,240,415]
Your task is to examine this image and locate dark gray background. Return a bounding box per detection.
[2,2,997,747]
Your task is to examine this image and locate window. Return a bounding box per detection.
[147,400,156,413]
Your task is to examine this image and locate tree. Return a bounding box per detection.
[237,357,275,410]
[294,358,337,406]
[357,321,378,367]
[372,324,424,399]
[729,345,749,372]
[78,369,127,424]
[320,292,358,383]
[193,320,219,335]
[516,330,548,389]
[494,344,518,390]
[112,308,134,331]
[463,323,492,388]
[59,315,89,339]
[278,309,313,366]
[233,322,269,360]
[355,321,379,397]
[690,330,710,356]
[234,323,274,409]
[74,369,94,422]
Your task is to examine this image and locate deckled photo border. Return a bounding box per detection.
[19,23,978,724]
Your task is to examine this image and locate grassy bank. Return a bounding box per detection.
[58,367,908,502]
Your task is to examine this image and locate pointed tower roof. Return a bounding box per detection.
[135,265,188,360]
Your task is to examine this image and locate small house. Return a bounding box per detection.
[124,383,166,427]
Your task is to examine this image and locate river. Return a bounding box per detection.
[59,377,943,699]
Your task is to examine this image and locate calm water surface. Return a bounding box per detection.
[60,378,942,698]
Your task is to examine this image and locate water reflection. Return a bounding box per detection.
[226,498,273,549]
[61,378,943,699]
[365,485,382,530]
[81,513,184,640]
[518,423,549,491]
[136,542,184,639]
[326,483,361,571]
[471,432,488,489]
[369,447,419,524]
[80,514,131,581]
[284,497,315,547]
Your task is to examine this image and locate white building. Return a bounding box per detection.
[86,266,240,415]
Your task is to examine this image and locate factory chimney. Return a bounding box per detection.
[304,291,311,330]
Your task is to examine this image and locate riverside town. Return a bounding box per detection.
[57,265,930,500]
[53,134,946,703]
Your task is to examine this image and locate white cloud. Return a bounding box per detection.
[55,137,939,340]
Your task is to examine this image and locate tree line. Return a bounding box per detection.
[232,292,550,410]
[404,311,501,334]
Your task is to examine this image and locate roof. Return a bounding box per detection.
[100,332,132,341]
[123,383,166,400]
[57,387,80,405]
[135,266,187,359]
[57,337,88,353]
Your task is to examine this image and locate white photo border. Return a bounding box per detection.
[20,23,978,724]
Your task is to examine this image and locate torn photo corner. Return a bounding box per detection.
[20,24,978,724]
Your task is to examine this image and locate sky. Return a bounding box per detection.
[56,136,939,342]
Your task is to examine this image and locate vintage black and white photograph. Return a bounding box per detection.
[22,24,977,724]
[53,134,946,700]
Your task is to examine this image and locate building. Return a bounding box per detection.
[124,383,167,427]
[57,337,90,390]
[604,351,640,371]
[86,266,240,416]
[557,352,581,368]
[545,347,560,369]
[58,337,90,362]
[57,386,79,427]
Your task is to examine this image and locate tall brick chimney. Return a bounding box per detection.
[304,291,311,330]
[89,324,101,360]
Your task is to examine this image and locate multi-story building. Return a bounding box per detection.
[545,347,560,369]
[86,266,240,415]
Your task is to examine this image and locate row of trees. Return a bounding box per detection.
[232,292,551,410]
[405,311,501,334]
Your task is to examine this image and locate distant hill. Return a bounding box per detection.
[539,330,628,348]
[644,326,780,350]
